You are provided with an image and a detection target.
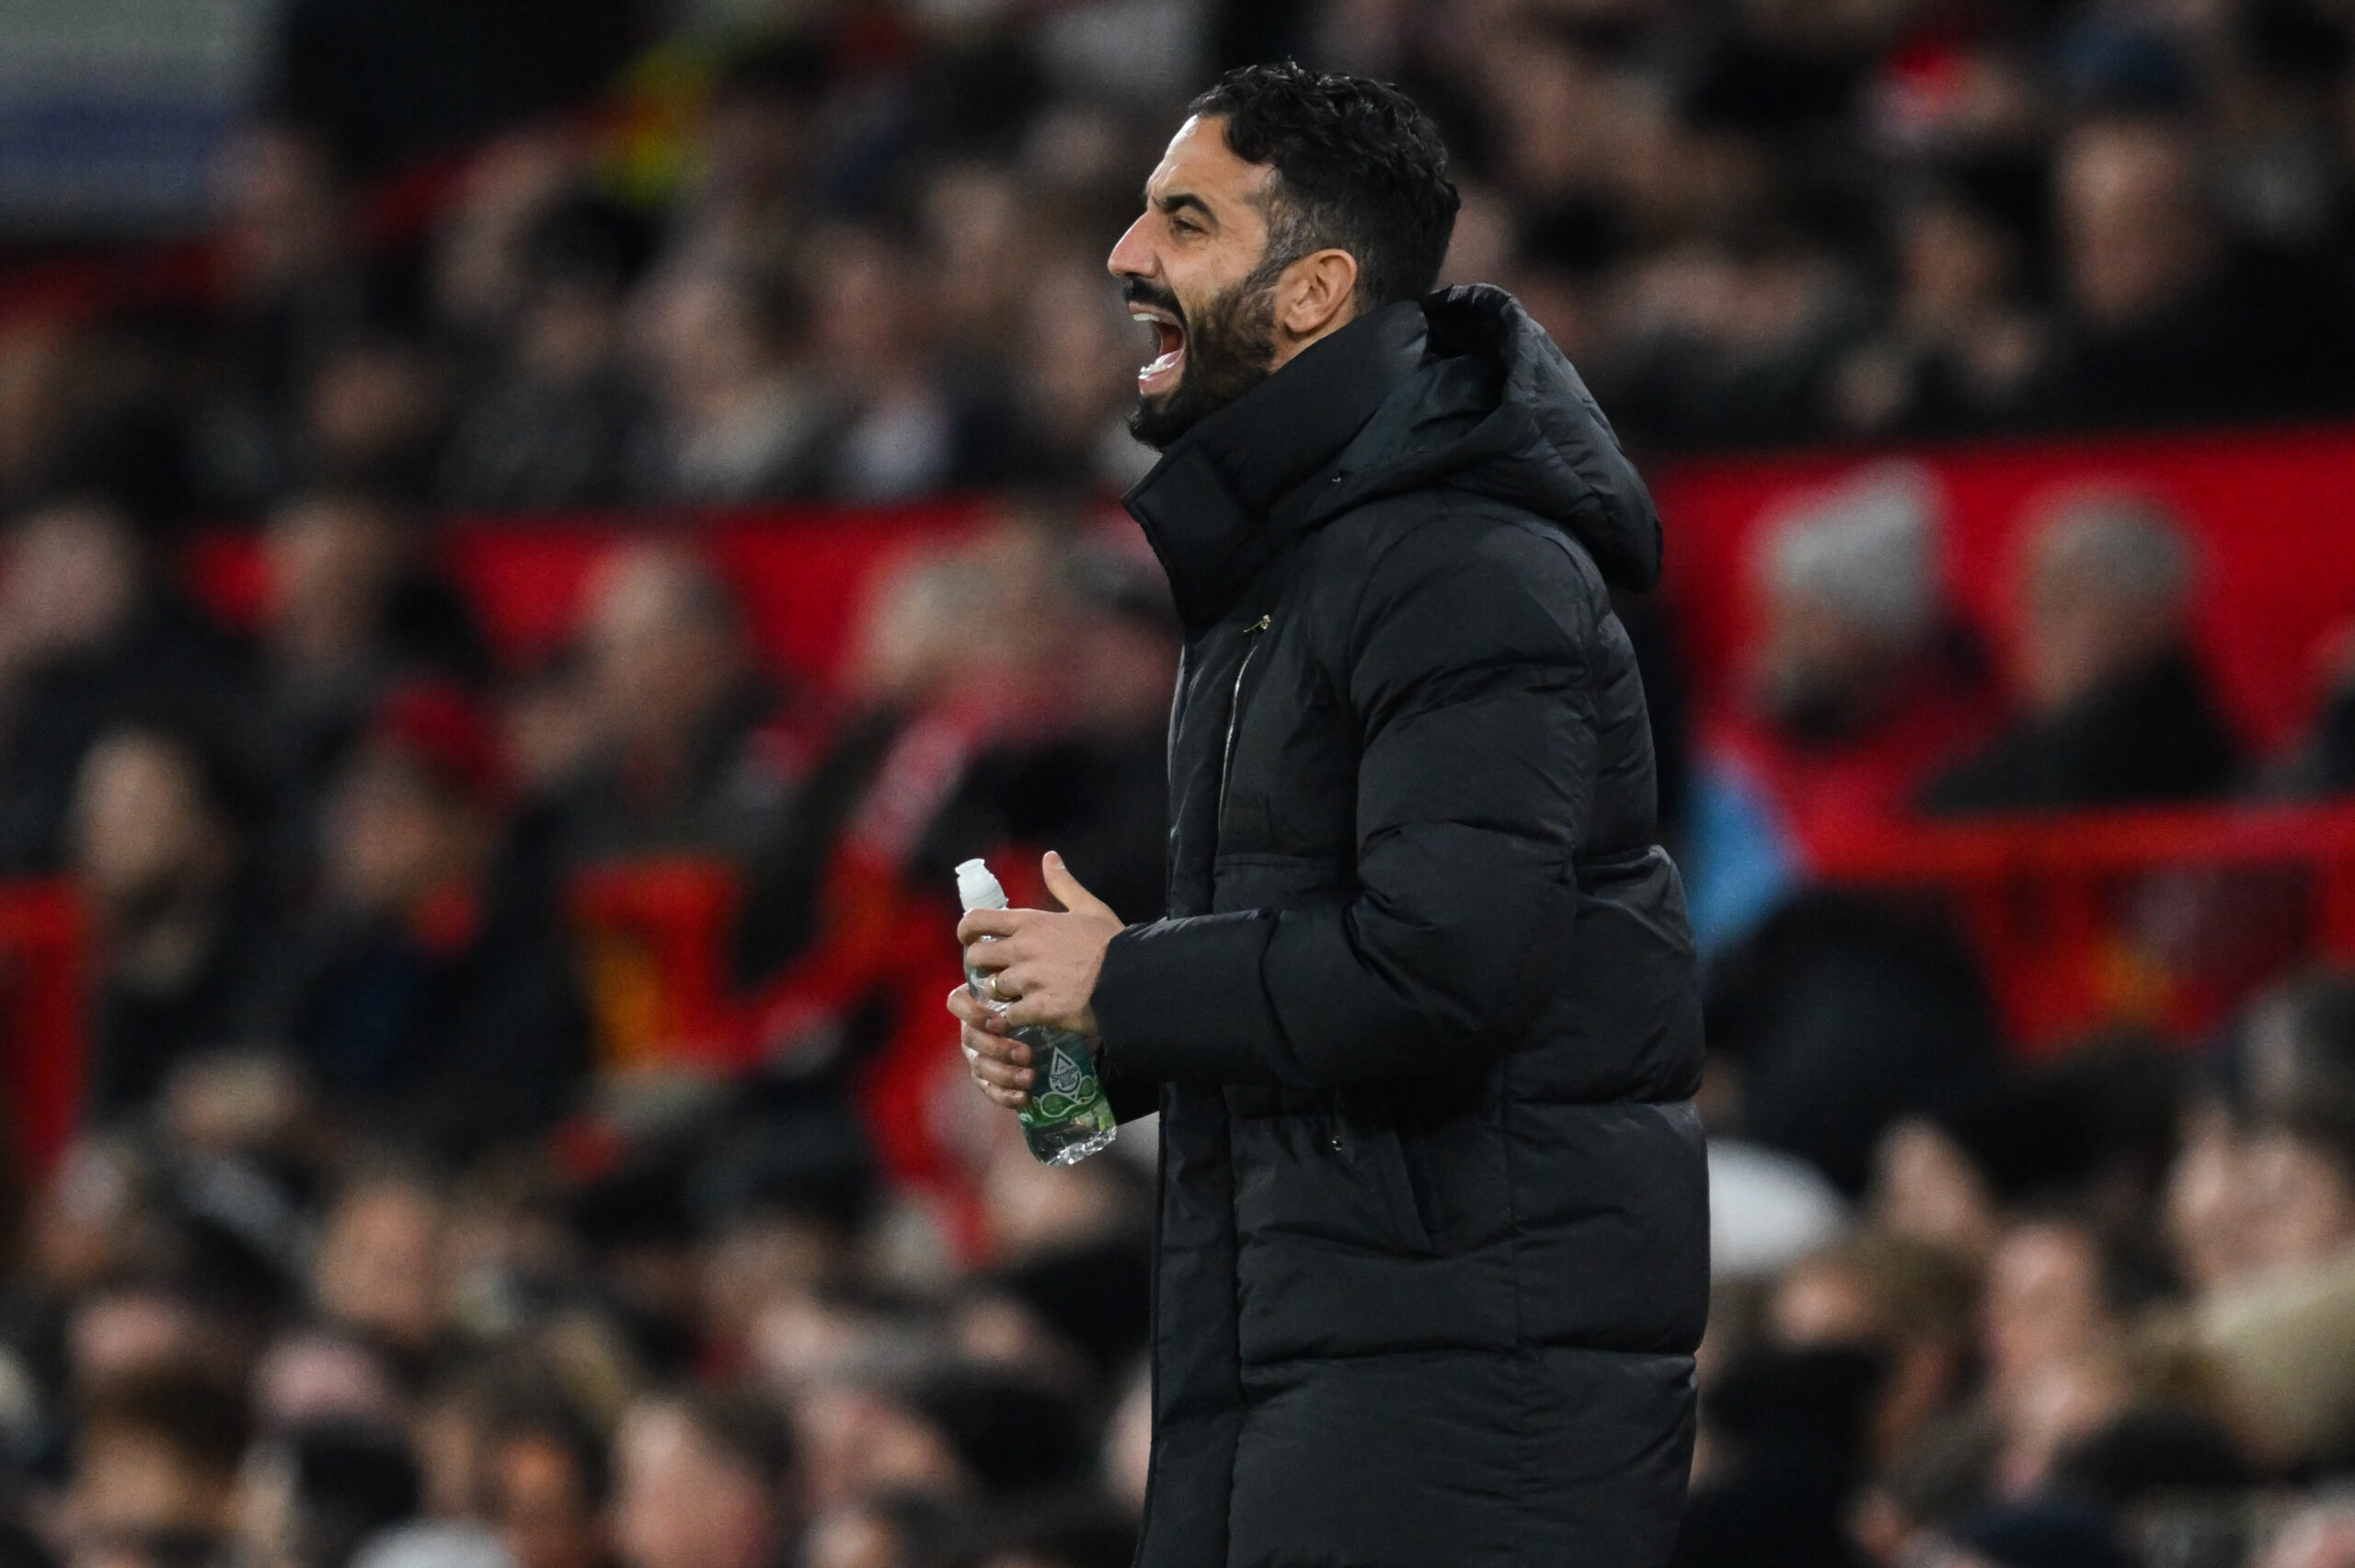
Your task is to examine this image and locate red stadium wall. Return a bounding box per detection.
[177,423,2355,752]
[184,498,995,682]
[1649,421,2355,753]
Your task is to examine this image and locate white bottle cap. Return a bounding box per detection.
[955,858,1007,912]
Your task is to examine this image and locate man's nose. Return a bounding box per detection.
[1107,213,1154,280]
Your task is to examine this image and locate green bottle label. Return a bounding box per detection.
[1019,1044,1102,1127]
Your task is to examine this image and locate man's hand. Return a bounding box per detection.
[958,852,1122,1035]
[948,984,1032,1109]
[949,853,1123,1108]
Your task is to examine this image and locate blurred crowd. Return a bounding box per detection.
[13,0,2355,524]
[4,2,2355,1568]
[0,485,1178,1568]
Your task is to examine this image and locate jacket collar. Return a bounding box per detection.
[1123,301,1428,630]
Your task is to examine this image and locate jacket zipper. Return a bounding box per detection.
[1218,614,1272,824]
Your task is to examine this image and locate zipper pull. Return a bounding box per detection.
[1218,614,1275,823]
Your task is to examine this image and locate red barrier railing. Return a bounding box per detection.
[0,882,84,1177]
[1811,804,2355,1049]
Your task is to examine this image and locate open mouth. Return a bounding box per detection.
[1131,303,1186,396]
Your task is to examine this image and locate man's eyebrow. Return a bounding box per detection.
[1151,189,1217,225]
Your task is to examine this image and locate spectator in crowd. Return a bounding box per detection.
[795,227,976,505]
[2185,972,2355,1467]
[1827,165,2051,437]
[1695,465,1996,944]
[257,488,488,879]
[63,1371,248,1560]
[554,543,810,862]
[0,494,246,876]
[68,721,271,1125]
[661,37,831,283]
[1870,1071,2105,1270]
[1925,490,2241,814]
[250,1328,412,1436]
[1706,890,2004,1196]
[632,265,824,504]
[310,1169,448,1369]
[192,123,366,513]
[2034,112,2352,428]
[911,539,1177,928]
[1768,1232,1982,1477]
[438,194,658,511]
[298,335,453,504]
[483,1397,613,1568]
[243,682,588,1154]
[430,131,591,360]
[611,1391,799,1568]
[236,1423,422,1568]
[993,261,1158,494]
[729,524,1048,1004]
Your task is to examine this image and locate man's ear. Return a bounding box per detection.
[1274,248,1361,347]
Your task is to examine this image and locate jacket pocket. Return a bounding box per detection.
[1227,1099,1430,1258]
[1338,1092,1435,1255]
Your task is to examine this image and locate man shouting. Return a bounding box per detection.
[951,63,1706,1568]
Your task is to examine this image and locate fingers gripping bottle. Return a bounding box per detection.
[956,858,1118,1166]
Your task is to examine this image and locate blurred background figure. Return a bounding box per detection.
[439,194,657,512]
[243,682,587,1155]
[482,1397,613,1568]
[0,494,246,876]
[64,1371,248,1568]
[1926,491,2240,814]
[257,488,488,882]
[236,1423,422,1568]
[611,1392,798,1568]
[1828,166,2050,437]
[2037,113,2350,428]
[69,721,269,1126]
[633,265,821,505]
[1696,464,1994,944]
[554,543,809,862]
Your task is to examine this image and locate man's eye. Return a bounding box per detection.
[1170,216,1200,235]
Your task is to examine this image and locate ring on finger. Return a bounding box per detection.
[983,974,1010,1004]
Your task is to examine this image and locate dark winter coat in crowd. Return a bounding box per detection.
[1706,890,2002,1196]
[242,850,589,1156]
[556,677,809,862]
[1920,643,2241,816]
[86,872,280,1123]
[1091,287,1708,1568]
[0,593,247,876]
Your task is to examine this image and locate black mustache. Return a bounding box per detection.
[1121,278,1187,331]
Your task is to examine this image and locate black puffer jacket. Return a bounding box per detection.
[1092,287,1707,1568]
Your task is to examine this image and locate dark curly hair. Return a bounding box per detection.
[1187,62,1461,310]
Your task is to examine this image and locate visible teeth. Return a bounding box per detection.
[1144,349,1182,374]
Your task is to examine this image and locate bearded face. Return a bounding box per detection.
[1123,259,1285,451]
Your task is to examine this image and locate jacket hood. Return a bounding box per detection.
[1323,284,1663,590]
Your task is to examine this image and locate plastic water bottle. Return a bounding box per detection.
[956,858,1118,1166]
